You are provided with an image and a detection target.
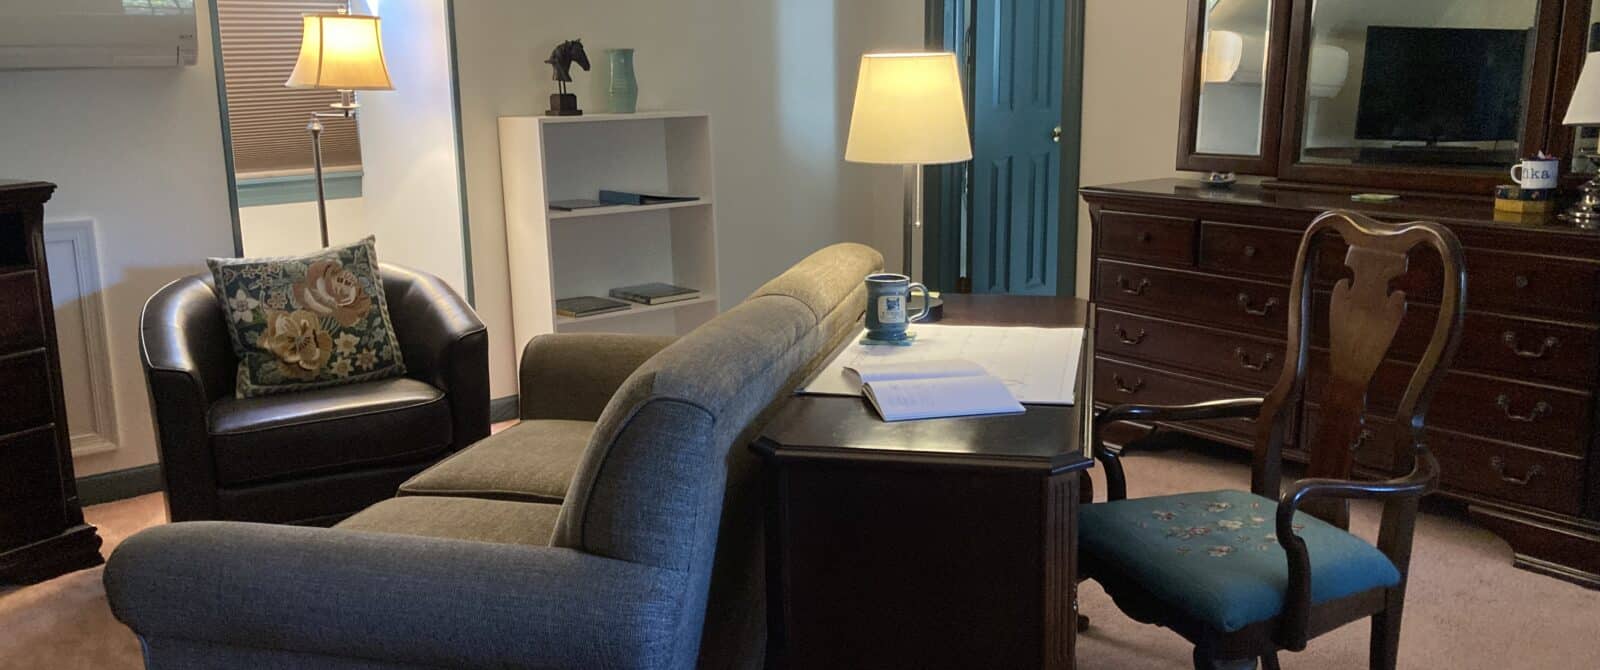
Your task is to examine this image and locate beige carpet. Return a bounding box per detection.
[3,446,1597,669]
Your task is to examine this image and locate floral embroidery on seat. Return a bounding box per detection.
[1146,495,1317,558]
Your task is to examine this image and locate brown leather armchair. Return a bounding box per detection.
[139,264,489,525]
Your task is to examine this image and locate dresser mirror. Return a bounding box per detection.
[1293,0,1539,172]
[1178,0,1586,195]
[1177,0,1292,175]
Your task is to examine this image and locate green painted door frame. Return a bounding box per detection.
[923,0,1084,297]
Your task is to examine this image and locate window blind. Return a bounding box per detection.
[217,0,363,176]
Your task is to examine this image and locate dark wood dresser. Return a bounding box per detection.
[1082,178,1600,589]
[0,180,103,584]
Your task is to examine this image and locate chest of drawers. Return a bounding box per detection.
[0,181,103,584]
[1082,179,1600,590]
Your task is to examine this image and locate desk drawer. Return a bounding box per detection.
[1095,356,1261,441]
[1309,355,1592,457]
[0,350,54,436]
[1097,210,1195,266]
[1199,222,1302,281]
[1096,308,1283,390]
[0,270,44,353]
[1095,260,1289,336]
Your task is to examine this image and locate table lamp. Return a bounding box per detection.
[1563,46,1600,229]
[285,9,393,247]
[845,52,972,310]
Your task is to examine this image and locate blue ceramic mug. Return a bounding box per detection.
[864,273,929,341]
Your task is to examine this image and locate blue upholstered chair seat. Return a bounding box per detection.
[1080,489,1401,633]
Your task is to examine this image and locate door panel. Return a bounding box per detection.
[971,0,1063,295]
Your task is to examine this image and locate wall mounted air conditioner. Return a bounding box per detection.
[0,0,198,69]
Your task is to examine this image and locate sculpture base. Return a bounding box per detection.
[547,93,583,117]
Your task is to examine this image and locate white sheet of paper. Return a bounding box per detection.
[801,325,1084,405]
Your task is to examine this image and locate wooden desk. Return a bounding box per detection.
[753,296,1092,669]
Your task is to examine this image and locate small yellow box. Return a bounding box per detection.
[1494,197,1555,214]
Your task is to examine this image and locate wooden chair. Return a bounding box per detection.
[1080,210,1465,670]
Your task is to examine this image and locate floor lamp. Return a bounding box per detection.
[285,9,394,248]
[845,52,972,314]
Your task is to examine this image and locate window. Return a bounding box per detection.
[216,0,363,177]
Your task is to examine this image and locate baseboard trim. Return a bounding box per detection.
[76,464,164,506]
[490,395,519,423]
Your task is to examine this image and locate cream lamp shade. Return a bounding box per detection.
[845,52,972,165]
[1565,53,1600,126]
[285,13,394,91]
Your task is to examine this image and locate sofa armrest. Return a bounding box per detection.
[519,333,676,421]
[105,522,690,669]
[383,265,490,450]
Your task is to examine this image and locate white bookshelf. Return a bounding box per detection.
[498,111,719,355]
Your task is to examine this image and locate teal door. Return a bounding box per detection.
[969,0,1073,295]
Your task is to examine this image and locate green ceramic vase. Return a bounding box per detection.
[606,48,638,114]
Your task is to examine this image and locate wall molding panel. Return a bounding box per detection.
[44,219,119,459]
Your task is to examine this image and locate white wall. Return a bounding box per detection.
[0,1,235,476]
[238,197,370,257]
[454,0,921,397]
[356,0,471,296]
[1076,0,1191,296]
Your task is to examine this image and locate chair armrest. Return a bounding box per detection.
[105,522,690,669]
[384,266,490,450]
[1273,448,1440,651]
[140,276,237,521]
[519,333,677,421]
[1093,397,1264,500]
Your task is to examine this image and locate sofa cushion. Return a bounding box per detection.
[207,236,406,398]
[337,496,561,546]
[1080,489,1402,633]
[398,419,594,503]
[208,377,452,486]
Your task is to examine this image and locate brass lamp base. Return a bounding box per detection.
[1561,172,1600,231]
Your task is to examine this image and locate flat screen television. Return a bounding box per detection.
[1354,26,1529,144]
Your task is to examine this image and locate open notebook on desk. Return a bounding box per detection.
[801,324,1085,410]
[849,359,1024,422]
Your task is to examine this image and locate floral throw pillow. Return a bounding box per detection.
[208,236,405,398]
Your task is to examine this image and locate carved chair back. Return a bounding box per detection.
[1250,210,1466,527]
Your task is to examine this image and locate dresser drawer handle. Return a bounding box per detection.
[1115,276,1152,296]
[1489,456,1542,487]
[1236,293,1279,317]
[1495,394,1551,423]
[1112,374,1145,394]
[1138,231,1153,243]
[1233,347,1275,371]
[1242,245,1258,258]
[1514,275,1530,290]
[1350,428,1377,454]
[1113,325,1147,345]
[1502,331,1558,360]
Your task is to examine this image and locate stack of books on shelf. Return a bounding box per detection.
[609,282,700,305]
[555,282,701,319]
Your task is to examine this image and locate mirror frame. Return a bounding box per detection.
[1274,0,1568,195]
[1176,0,1296,175]
[1548,0,1599,191]
[1174,0,1591,196]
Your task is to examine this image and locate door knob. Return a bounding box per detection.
[1051,126,1062,143]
